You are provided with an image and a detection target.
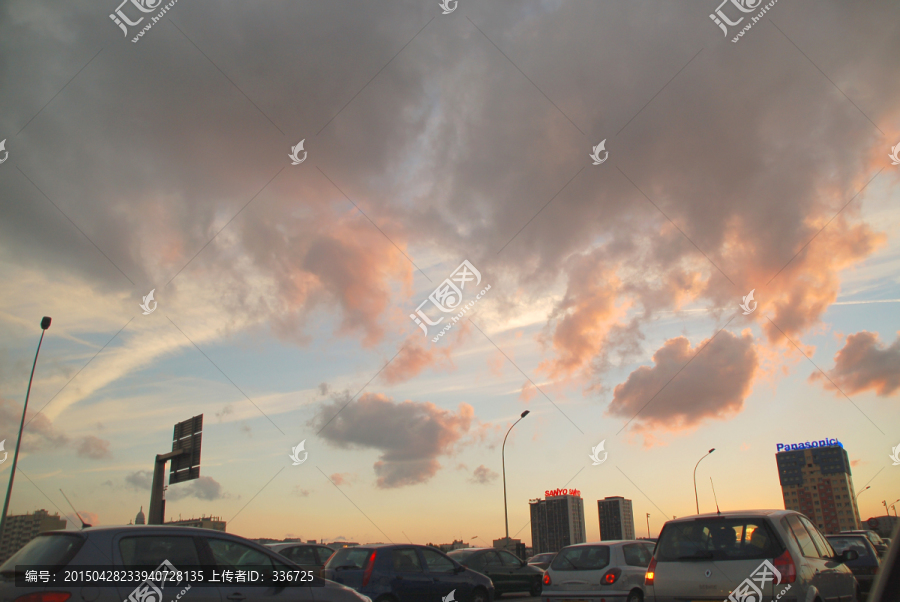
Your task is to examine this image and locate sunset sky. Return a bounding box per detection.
[1,0,899,547]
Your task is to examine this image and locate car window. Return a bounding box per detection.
[120,536,201,568]
[656,519,782,562]
[392,549,423,572]
[315,547,334,564]
[784,515,820,558]
[207,539,274,570]
[497,550,523,567]
[827,537,871,558]
[0,534,85,571]
[421,549,456,573]
[623,543,652,567]
[484,551,503,568]
[551,546,610,571]
[287,546,317,564]
[465,552,487,571]
[799,517,834,558]
[325,548,372,569]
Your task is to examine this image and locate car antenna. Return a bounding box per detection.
[60,489,92,528]
[710,478,721,515]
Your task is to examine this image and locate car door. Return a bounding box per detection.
[622,543,653,592]
[116,534,222,602]
[283,546,319,576]
[496,549,528,592]
[784,515,837,602]
[389,547,433,602]
[801,517,854,602]
[480,550,509,591]
[421,547,468,602]
[205,537,314,601]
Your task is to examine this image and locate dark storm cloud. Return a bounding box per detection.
[311,392,474,488]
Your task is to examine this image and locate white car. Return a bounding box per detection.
[542,540,655,602]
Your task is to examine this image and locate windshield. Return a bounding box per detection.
[324,547,373,570]
[0,534,84,574]
[550,546,609,571]
[828,537,871,558]
[446,549,477,561]
[656,518,783,562]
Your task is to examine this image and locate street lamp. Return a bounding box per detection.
[502,410,530,550]
[646,513,651,539]
[856,486,871,502]
[693,448,715,514]
[0,317,51,541]
[889,500,899,517]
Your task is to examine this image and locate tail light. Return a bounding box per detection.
[644,557,657,586]
[14,594,72,602]
[601,567,621,584]
[362,550,378,586]
[543,572,551,586]
[773,550,796,583]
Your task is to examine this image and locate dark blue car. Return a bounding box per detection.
[321,544,494,602]
[826,534,881,594]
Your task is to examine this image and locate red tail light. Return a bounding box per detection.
[601,567,621,584]
[14,594,72,602]
[362,550,377,586]
[644,557,657,585]
[773,550,796,584]
[543,572,551,585]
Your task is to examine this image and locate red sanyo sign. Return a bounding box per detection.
[544,488,581,497]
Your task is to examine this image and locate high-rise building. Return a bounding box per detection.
[165,515,226,531]
[597,496,635,540]
[0,509,67,563]
[529,489,586,554]
[776,442,860,534]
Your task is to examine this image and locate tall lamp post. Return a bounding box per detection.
[693,448,715,514]
[856,486,871,502]
[502,410,530,551]
[0,317,51,541]
[889,499,899,517]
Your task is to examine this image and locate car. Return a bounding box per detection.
[0,525,370,602]
[841,529,889,557]
[542,540,655,602]
[526,552,556,571]
[867,519,900,601]
[825,534,880,594]
[645,510,860,602]
[267,542,335,576]
[446,547,543,597]
[321,544,494,602]
[882,538,892,547]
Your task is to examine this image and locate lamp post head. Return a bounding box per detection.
[520,410,530,418]
[709,448,715,453]
[41,317,51,330]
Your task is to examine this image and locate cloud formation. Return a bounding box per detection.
[469,465,498,485]
[812,331,900,397]
[77,435,112,460]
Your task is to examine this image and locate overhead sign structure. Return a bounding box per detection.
[170,414,203,484]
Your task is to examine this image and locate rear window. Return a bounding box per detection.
[529,553,555,563]
[550,546,609,571]
[828,537,871,558]
[0,534,84,573]
[656,518,783,562]
[325,547,374,570]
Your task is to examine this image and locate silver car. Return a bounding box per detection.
[0,525,370,602]
[646,510,859,602]
[542,540,656,602]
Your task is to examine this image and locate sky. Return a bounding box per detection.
[0,0,899,547]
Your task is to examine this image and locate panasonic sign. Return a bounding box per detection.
[776,438,843,452]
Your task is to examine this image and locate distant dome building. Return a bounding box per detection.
[135,506,146,525]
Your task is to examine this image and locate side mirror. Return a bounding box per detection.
[839,549,858,563]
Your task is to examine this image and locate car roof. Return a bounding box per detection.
[665,510,793,523]
[559,540,650,548]
[266,542,324,550]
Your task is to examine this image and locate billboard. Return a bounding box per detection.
[169,414,202,484]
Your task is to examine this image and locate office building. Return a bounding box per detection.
[493,537,527,560]
[864,516,898,539]
[0,509,67,563]
[597,496,635,540]
[776,443,860,534]
[529,489,586,554]
[165,515,226,531]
